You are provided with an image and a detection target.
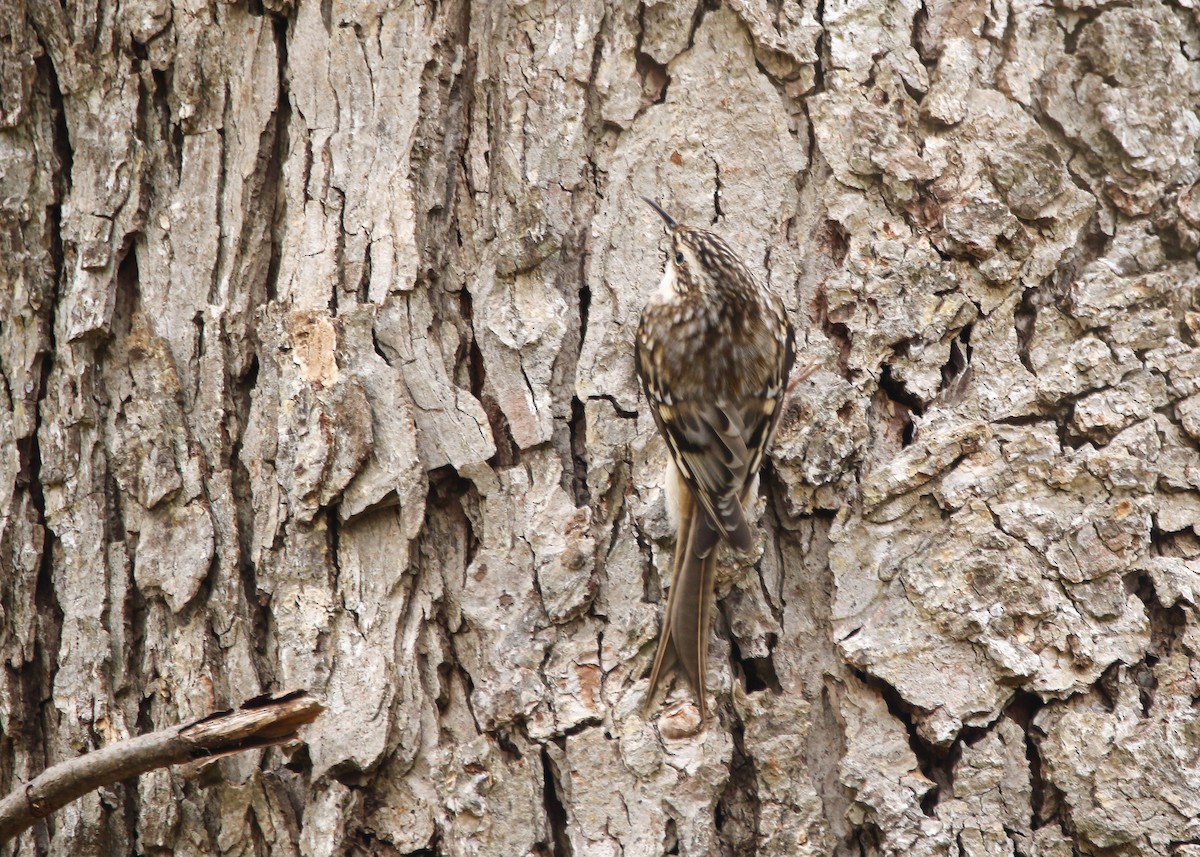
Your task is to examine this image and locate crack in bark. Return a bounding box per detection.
[730,634,781,696]
[1003,691,1053,833]
[2,43,70,851]
[716,720,761,856]
[540,745,572,857]
[263,12,291,304]
[711,156,722,224]
[848,668,950,814]
[878,362,923,447]
[936,325,973,405]
[458,287,519,467]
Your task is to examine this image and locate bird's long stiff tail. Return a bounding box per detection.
[644,475,721,720]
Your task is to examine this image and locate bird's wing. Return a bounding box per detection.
[739,314,796,495]
[646,396,755,553]
[737,380,793,499]
[636,301,797,553]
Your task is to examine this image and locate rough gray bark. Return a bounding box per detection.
[2,0,1199,855]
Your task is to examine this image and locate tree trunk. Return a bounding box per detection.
[3,0,1199,854]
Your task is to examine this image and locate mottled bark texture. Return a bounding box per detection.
[1,0,1199,854]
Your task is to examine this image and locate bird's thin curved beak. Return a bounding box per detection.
[642,197,678,230]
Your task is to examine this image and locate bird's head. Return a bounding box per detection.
[642,197,753,301]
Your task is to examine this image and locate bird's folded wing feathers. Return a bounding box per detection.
[650,398,765,553]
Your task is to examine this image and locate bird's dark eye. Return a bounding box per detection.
[675,251,685,265]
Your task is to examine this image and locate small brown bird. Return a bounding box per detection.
[636,198,796,719]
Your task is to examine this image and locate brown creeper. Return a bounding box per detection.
[636,198,796,719]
